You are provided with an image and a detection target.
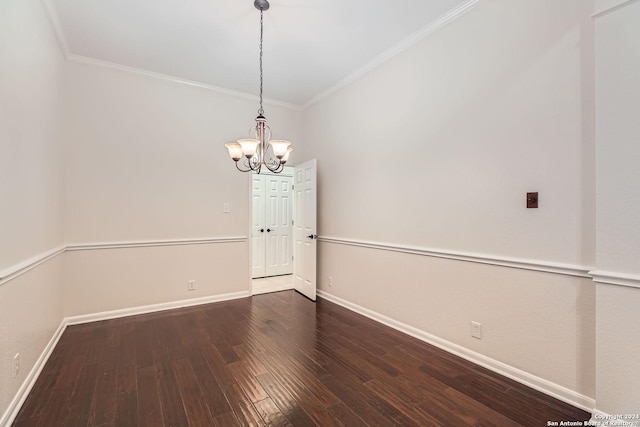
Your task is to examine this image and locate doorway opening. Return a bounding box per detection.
[250,166,294,295]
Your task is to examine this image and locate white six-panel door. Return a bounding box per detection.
[293,159,317,301]
[265,175,293,276]
[251,173,293,279]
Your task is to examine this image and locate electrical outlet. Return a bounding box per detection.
[188,280,196,291]
[223,202,230,213]
[328,276,333,287]
[471,321,482,340]
[13,353,20,378]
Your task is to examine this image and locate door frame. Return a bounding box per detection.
[248,166,296,294]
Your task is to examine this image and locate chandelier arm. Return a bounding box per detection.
[264,160,283,174]
[235,160,252,173]
[249,156,260,171]
[225,0,290,175]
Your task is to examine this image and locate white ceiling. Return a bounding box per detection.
[48,0,471,108]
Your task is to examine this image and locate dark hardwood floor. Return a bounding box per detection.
[14,290,590,426]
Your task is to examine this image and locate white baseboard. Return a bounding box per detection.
[65,290,251,325]
[0,321,67,427]
[317,290,596,413]
[0,290,251,426]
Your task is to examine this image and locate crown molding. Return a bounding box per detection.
[592,0,639,18]
[301,0,480,110]
[66,54,302,111]
[39,0,71,59]
[39,0,301,111]
[41,0,478,112]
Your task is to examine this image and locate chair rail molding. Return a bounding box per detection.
[65,236,247,251]
[589,270,640,289]
[0,237,248,287]
[0,246,66,287]
[319,236,592,279]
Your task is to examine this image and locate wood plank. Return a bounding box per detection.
[255,372,317,426]
[89,363,117,426]
[189,352,233,416]
[15,290,591,426]
[213,412,241,427]
[228,360,270,403]
[253,397,293,426]
[172,358,217,426]
[114,391,138,427]
[156,362,189,427]
[136,365,164,427]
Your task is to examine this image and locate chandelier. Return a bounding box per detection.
[224,0,292,174]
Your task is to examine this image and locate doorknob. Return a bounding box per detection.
[260,229,264,233]
[306,234,318,239]
[267,229,272,232]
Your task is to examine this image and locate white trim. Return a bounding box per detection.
[0,238,247,286]
[0,321,67,427]
[317,290,596,413]
[39,0,72,58]
[65,236,247,251]
[320,236,591,279]
[41,0,478,111]
[592,0,640,18]
[40,0,298,111]
[589,270,640,289]
[301,0,480,110]
[65,291,251,326]
[0,246,66,287]
[39,0,301,111]
[66,54,301,111]
[0,289,252,426]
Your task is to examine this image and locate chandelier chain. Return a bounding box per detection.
[225,0,291,174]
[258,9,264,116]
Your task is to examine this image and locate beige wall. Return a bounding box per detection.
[3,0,639,420]
[62,60,302,244]
[59,59,301,316]
[0,0,66,419]
[594,0,640,414]
[64,242,249,317]
[298,0,599,409]
[302,0,595,266]
[0,0,65,269]
[0,0,302,421]
[319,243,596,398]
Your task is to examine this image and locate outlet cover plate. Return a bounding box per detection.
[471,321,482,339]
